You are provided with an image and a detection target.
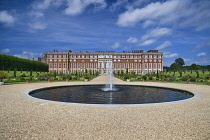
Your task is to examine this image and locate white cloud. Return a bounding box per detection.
[14,51,42,59]
[29,22,47,30]
[0,10,15,25]
[192,41,210,52]
[65,0,106,16]
[127,37,138,43]
[164,53,178,58]
[141,27,172,40]
[139,27,172,45]
[29,11,44,18]
[111,42,120,49]
[1,49,10,53]
[32,0,53,10]
[117,0,182,27]
[32,0,106,16]
[183,59,190,62]
[142,20,154,28]
[110,0,128,11]
[197,52,206,57]
[156,41,172,50]
[110,0,149,12]
[139,39,156,46]
[116,0,210,31]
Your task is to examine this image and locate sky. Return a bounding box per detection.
[0,0,210,66]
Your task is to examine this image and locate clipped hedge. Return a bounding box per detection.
[0,54,48,72]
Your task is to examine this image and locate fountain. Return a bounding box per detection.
[102,61,117,91]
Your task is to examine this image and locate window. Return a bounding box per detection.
[78,63,80,68]
[99,63,102,68]
[82,63,84,68]
[104,62,106,68]
[54,63,57,68]
[69,63,72,68]
[122,63,124,68]
[118,63,120,68]
[90,63,92,68]
[134,64,136,69]
[154,63,157,69]
[158,63,161,69]
[49,63,52,68]
[149,63,152,69]
[145,63,148,69]
[126,63,128,68]
[82,55,84,58]
[138,64,141,69]
[86,63,88,68]
[114,63,116,68]
[63,63,66,68]
[130,63,133,69]
[54,55,57,58]
[59,63,62,68]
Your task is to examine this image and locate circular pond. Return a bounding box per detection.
[29,85,193,104]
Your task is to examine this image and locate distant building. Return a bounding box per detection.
[38,50,163,74]
[38,54,47,63]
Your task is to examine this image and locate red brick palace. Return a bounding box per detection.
[38,50,163,75]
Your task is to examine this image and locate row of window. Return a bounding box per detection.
[49,63,162,69]
[49,63,67,68]
[112,63,161,69]
[49,69,161,75]
[48,54,162,59]
[50,63,98,69]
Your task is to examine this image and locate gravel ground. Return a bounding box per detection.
[0,75,210,140]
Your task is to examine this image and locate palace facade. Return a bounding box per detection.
[38,50,163,75]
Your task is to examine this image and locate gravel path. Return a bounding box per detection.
[0,75,210,140]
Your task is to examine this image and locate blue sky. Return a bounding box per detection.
[0,0,210,66]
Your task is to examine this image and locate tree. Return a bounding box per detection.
[191,64,200,70]
[175,58,185,66]
[170,63,181,71]
[14,68,17,78]
[126,68,128,74]
[30,70,33,76]
[0,72,9,82]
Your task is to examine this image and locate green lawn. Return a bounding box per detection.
[161,71,210,78]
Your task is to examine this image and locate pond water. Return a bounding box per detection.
[30,85,193,104]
